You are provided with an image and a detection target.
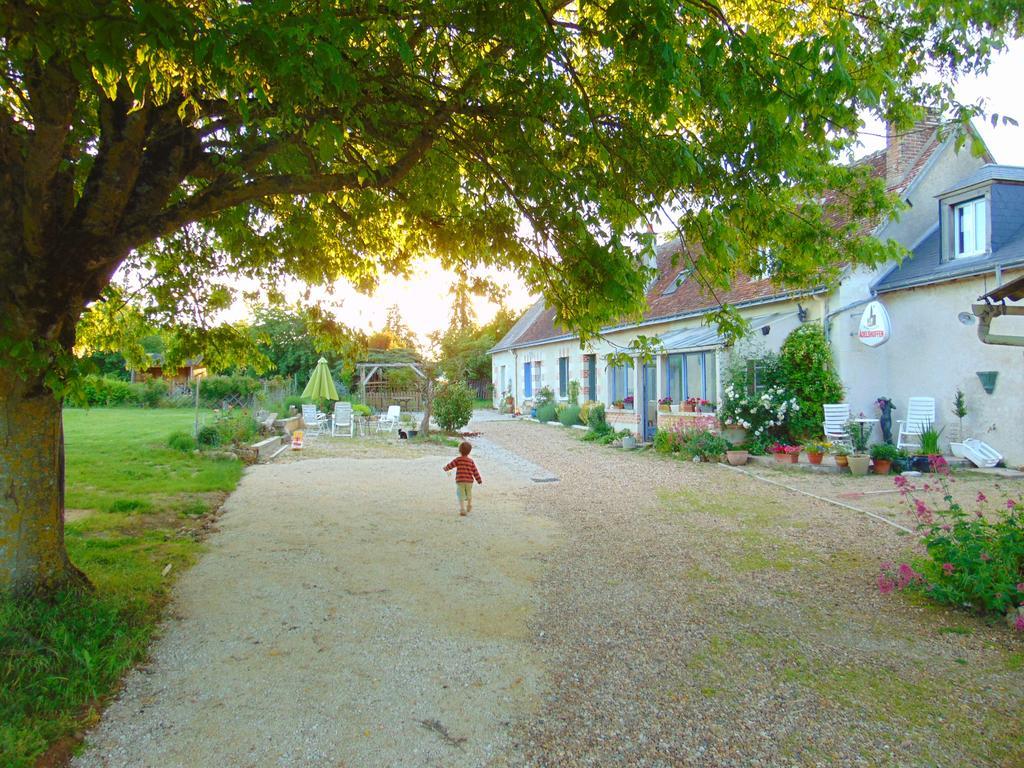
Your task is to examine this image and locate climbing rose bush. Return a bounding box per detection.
[879,460,1024,627]
[719,383,799,448]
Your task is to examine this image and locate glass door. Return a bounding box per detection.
[642,364,658,442]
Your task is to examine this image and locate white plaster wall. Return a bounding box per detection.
[490,350,516,406]
[830,140,990,414]
[835,273,1024,464]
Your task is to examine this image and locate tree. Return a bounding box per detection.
[382,305,418,351]
[433,306,522,383]
[249,306,361,386]
[1,1,1021,593]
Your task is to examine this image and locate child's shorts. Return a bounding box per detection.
[456,483,473,502]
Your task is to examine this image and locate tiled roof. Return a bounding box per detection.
[509,239,825,348]
[499,126,949,351]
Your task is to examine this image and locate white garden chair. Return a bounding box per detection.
[896,397,936,451]
[331,401,353,437]
[822,403,852,447]
[376,405,400,433]
[301,403,326,436]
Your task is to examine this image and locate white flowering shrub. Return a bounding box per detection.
[719,383,800,453]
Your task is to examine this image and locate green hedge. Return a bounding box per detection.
[69,376,167,407]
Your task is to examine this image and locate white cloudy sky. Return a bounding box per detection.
[264,40,1024,347]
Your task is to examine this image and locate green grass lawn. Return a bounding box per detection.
[1,408,244,768]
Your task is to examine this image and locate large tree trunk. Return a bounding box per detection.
[419,377,434,436]
[0,366,84,595]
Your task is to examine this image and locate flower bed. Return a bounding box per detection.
[879,458,1024,631]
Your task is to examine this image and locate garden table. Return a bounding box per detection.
[851,417,879,442]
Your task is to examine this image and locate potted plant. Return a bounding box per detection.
[912,423,944,471]
[846,419,872,476]
[770,442,801,463]
[832,444,850,468]
[950,389,968,454]
[804,440,828,465]
[682,396,698,413]
[869,442,899,474]
[725,445,750,466]
[658,396,673,413]
[891,447,911,473]
[623,395,635,411]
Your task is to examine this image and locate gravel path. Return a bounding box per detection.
[72,437,560,768]
[73,420,1022,767]
[479,421,1024,768]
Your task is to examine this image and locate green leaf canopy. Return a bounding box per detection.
[1,0,1022,373]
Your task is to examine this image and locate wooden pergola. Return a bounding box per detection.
[355,361,426,405]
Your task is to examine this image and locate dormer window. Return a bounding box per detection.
[953,197,986,258]
[662,268,693,296]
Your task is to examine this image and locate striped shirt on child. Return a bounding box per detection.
[444,456,482,484]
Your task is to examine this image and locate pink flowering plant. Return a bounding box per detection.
[880,458,1024,626]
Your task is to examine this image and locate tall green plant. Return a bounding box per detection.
[432,381,474,433]
[778,325,844,440]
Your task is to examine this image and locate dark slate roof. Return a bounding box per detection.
[875,219,1024,293]
[938,164,1024,197]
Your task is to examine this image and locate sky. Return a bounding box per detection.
[262,41,1024,348]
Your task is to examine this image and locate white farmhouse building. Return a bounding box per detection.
[490,116,1024,465]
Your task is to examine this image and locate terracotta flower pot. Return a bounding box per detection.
[834,455,849,468]
[726,450,749,466]
[872,459,892,475]
[807,452,824,465]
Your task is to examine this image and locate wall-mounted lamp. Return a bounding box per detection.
[797,304,808,323]
[976,371,998,394]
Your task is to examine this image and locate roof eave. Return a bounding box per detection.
[876,257,1024,294]
[494,286,827,353]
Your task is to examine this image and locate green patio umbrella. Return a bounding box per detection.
[301,357,339,406]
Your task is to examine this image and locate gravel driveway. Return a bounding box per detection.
[72,436,560,768]
[74,419,1022,767]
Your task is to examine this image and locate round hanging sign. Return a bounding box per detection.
[858,300,891,347]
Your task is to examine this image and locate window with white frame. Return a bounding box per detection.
[558,356,569,398]
[746,359,770,396]
[953,197,986,258]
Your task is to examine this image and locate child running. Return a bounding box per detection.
[443,441,483,516]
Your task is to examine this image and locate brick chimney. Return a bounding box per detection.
[885,107,943,190]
